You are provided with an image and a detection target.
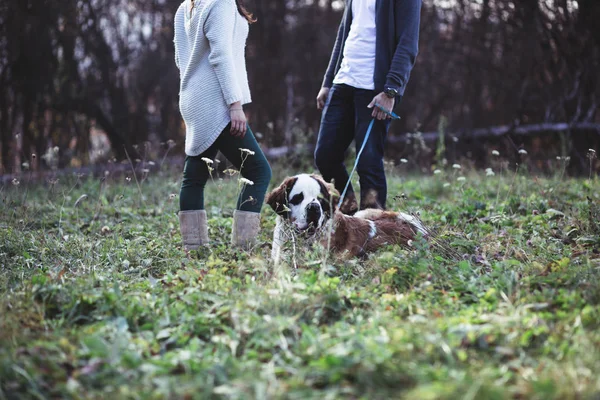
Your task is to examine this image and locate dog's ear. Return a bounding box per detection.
[311,175,340,214]
[265,177,297,215]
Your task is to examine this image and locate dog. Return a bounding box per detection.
[265,174,429,263]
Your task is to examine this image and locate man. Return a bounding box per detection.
[314,0,422,213]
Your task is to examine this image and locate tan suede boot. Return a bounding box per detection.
[231,210,261,250]
[178,210,209,251]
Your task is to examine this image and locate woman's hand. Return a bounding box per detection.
[229,102,247,138]
[316,87,330,110]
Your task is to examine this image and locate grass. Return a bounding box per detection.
[1,159,600,399]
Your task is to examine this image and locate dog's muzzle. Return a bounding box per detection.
[306,202,322,226]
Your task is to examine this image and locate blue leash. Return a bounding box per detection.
[337,104,401,209]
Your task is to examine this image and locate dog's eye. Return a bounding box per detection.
[289,193,304,206]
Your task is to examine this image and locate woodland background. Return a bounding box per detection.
[0,0,599,176]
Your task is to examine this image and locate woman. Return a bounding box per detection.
[174,0,272,251]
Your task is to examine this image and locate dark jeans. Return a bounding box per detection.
[314,83,391,210]
[180,124,272,213]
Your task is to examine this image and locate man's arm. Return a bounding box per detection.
[385,0,422,93]
[322,7,348,89]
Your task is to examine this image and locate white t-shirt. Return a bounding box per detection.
[333,0,377,90]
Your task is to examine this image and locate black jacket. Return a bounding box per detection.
[322,0,422,99]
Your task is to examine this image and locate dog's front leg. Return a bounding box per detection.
[271,215,285,265]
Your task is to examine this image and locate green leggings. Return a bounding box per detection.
[180,124,272,213]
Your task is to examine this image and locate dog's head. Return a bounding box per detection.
[266,174,339,231]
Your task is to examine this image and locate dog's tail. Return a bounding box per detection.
[398,212,461,261]
[398,212,429,236]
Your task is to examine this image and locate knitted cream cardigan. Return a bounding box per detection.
[174,0,251,156]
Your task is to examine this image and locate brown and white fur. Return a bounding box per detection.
[266,174,429,263]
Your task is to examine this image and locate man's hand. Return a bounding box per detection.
[229,102,247,138]
[368,93,395,120]
[316,87,330,110]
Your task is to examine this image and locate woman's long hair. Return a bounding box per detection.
[190,0,256,23]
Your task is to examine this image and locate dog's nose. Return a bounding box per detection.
[306,202,321,218]
[307,202,320,212]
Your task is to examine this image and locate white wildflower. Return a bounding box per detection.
[224,169,239,176]
[400,158,408,164]
[452,164,461,169]
[53,146,59,153]
[518,149,528,155]
[12,179,20,186]
[239,178,254,186]
[492,150,500,156]
[443,183,451,188]
[201,157,214,165]
[457,176,466,182]
[433,169,442,175]
[485,168,495,177]
[556,156,562,160]
[589,149,596,153]
[239,148,255,156]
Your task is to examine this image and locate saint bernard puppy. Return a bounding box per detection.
[266,174,429,264]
